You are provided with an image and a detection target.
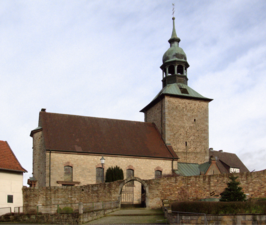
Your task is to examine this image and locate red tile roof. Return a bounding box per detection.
[33,111,178,159]
[0,141,27,172]
[209,150,249,173]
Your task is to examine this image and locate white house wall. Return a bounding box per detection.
[0,171,23,212]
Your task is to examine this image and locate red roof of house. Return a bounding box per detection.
[209,150,249,173]
[31,111,178,160]
[0,141,27,172]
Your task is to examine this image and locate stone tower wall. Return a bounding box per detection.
[32,131,46,187]
[145,98,165,139]
[164,96,209,164]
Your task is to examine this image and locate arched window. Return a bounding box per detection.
[126,169,134,186]
[96,167,104,183]
[127,169,134,178]
[155,170,162,179]
[64,166,73,181]
[177,65,183,74]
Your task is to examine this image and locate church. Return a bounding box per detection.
[28,17,248,204]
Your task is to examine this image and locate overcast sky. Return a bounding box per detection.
[1,0,266,185]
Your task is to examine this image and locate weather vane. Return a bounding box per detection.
[172,3,175,17]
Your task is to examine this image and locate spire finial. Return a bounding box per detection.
[172,3,175,17]
[168,14,180,43]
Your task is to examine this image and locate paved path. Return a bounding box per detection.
[86,208,168,224]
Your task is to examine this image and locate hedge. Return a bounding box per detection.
[171,201,266,214]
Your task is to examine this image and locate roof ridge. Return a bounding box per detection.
[41,111,150,124]
[211,150,237,155]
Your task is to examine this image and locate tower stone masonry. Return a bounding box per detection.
[141,17,212,164]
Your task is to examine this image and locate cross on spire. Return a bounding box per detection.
[172,3,175,17]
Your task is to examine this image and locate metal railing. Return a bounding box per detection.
[14,205,38,214]
[14,200,119,215]
[0,207,11,216]
[171,211,208,225]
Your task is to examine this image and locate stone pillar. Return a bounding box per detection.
[79,202,83,214]
[174,65,177,75]
[166,67,169,76]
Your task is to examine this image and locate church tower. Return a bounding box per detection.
[141,17,212,164]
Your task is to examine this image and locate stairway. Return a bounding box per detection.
[87,208,168,224]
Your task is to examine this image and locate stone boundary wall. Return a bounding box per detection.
[146,170,266,208]
[0,208,119,225]
[23,170,266,209]
[23,181,122,207]
[0,212,79,225]
[165,211,266,225]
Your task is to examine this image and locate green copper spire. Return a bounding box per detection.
[168,17,180,44]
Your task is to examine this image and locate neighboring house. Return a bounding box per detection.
[209,149,249,174]
[176,149,249,176]
[0,141,27,211]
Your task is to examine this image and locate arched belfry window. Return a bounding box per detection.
[96,167,104,183]
[177,65,183,75]
[64,166,73,181]
[168,65,175,75]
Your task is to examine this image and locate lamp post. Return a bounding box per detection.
[100,156,105,183]
[100,156,105,168]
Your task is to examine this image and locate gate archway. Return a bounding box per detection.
[118,177,149,208]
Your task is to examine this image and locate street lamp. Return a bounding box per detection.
[100,156,105,168]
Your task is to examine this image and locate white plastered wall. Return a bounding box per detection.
[0,171,23,212]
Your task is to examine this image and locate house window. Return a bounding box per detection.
[126,169,134,186]
[230,168,240,173]
[155,170,162,179]
[96,167,104,183]
[64,166,73,181]
[7,195,13,203]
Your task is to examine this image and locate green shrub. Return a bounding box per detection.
[220,176,246,202]
[57,206,73,214]
[105,166,124,182]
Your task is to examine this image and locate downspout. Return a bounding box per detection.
[49,151,51,187]
[172,159,174,173]
[161,97,163,139]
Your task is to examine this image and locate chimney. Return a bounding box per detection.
[41,108,46,112]
[210,156,217,166]
[219,150,223,152]
[209,148,213,151]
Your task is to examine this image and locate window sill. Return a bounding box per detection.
[57,181,80,186]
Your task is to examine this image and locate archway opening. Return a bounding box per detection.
[119,177,148,208]
[168,65,175,75]
[177,65,183,74]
